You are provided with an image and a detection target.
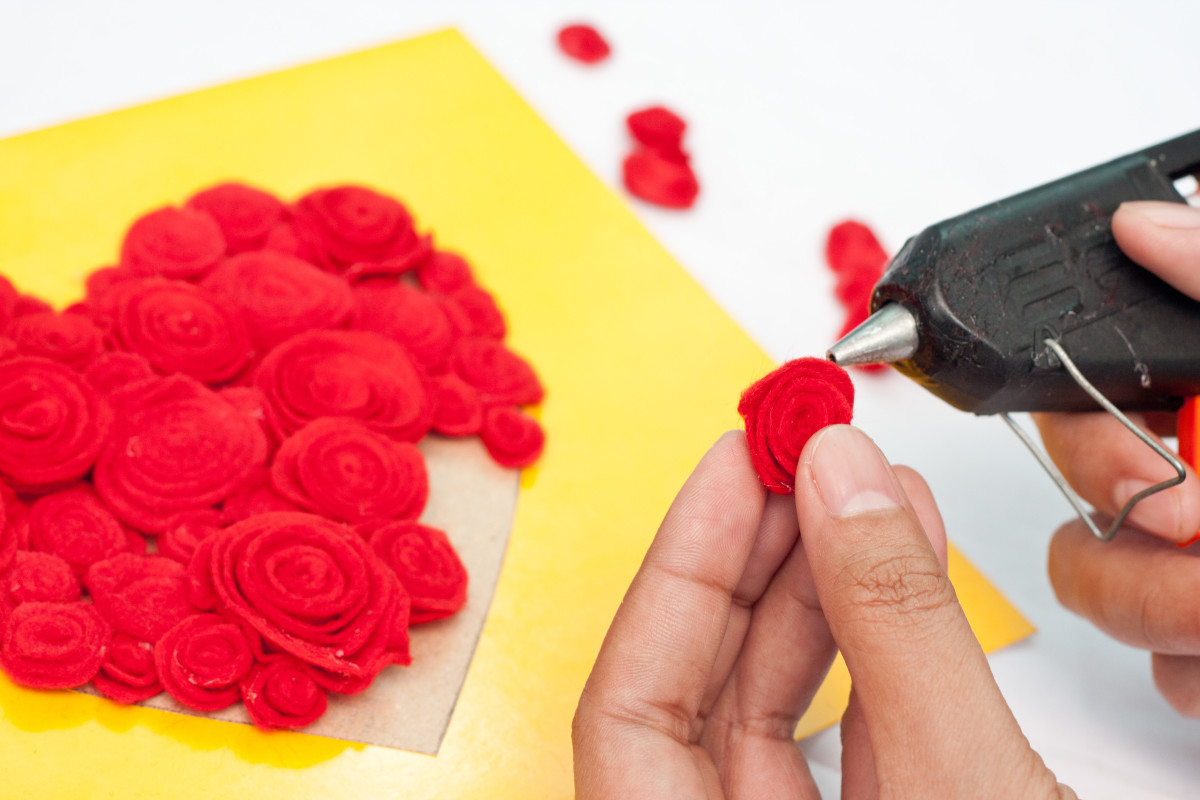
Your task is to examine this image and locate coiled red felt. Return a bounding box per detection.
[481,406,546,469]
[120,207,226,281]
[108,278,251,385]
[447,285,507,340]
[369,521,467,625]
[92,632,161,704]
[206,512,403,678]
[241,658,328,730]
[9,312,104,369]
[272,418,428,524]
[0,276,17,331]
[291,186,424,273]
[93,375,268,532]
[186,183,285,254]
[29,487,131,577]
[737,358,855,494]
[556,24,611,64]
[1,552,80,611]
[83,351,156,396]
[353,281,458,373]
[85,554,196,642]
[155,612,254,711]
[254,329,433,443]
[0,356,113,493]
[417,251,475,294]
[429,374,484,437]
[202,251,356,351]
[0,601,109,689]
[452,337,544,407]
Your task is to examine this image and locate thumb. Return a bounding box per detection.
[794,425,1058,795]
[1112,200,1200,299]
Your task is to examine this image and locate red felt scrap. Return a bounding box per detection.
[242,657,328,730]
[738,357,855,494]
[556,23,611,64]
[626,106,687,152]
[451,337,545,407]
[92,632,161,704]
[185,182,286,254]
[1,552,80,611]
[290,185,425,273]
[480,406,546,469]
[0,356,113,493]
[85,554,196,642]
[369,521,467,625]
[158,510,221,565]
[0,601,109,689]
[83,351,157,396]
[120,207,226,281]
[416,251,476,295]
[429,374,484,437]
[156,612,254,711]
[353,281,458,374]
[271,418,428,524]
[28,487,131,577]
[447,285,507,340]
[9,311,103,370]
[623,148,700,209]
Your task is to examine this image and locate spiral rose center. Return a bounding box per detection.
[1,397,66,438]
[265,544,346,601]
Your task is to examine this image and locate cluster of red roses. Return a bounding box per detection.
[0,182,544,729]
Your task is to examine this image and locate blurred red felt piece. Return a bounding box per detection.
[557,23,611,64]
[28,486,130,577]
[186,182,285,254]
[451,337,544,407]
[291,185,425,273]
[417,251,476,295]
[83,351,157,396]
[429,374,484,437]
[626,106,687,151]
[120,207,226,281]
[354,281,459,374]
[447,285,507,340]
[13,295,53,318]
[9,311,103,370]
[242,658,328,730]
[369,521,467,625]
[0,601,109,689]
[0,276,18,332]
[480,406,545,468]
[623,148,700,209]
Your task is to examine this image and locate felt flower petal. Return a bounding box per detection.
[1,552,80,607]
[291,185,424,272]
[429,374,484,437]
[416,251,476,295]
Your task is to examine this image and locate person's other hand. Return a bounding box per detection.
[574,426,1072,798]
[1034,200,1200,717]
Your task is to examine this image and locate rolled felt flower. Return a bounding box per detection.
[120,207,226,281]
[28,487,131,577]
[271,418,428,525]
[342,233,432,282]
[8,312,104,369]
[0,601,109,689]
[480,406,545,469]
[369,521,467,625]
[83,351,157,396]
[84,554,196,642]
[241,657,328,730]
[0,356,113,493]
[737,357,855,494]
[206,512,405,677]
[416,250,475,295]
[428,373,484,437]
[157,510,221,565]
[91,632,161,704]
[291,185,425,273]
[446,285,506,340]
[155,612,254,712]
[451,337,544,407]
[108,278,252,386]
[201,251,357,351]
[185,182,285,254]
[353,281,458,374]
[0,275,18,331]
[1,552,80,608]
[93,375,268,533]
[219,467,300,526]
[254,329,433,443]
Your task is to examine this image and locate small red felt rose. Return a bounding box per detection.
[83,351,157,396]
[369,521,467,625]
[623,148,700,209]
[416,251,475,295]
[446,285,506,340]
[271,418,428,524]
[429,374,484,437]
[92,632,161,704]
[219,467,300,526]
[557,23,611,64]
[254,329,433,444]
[343,234,433,283]
[451,337,544,407]
[480,406,545,469]
[185,182,286,254]
[626,106,687,152]
[155,612,254,712]
[737,358,855,494]
[1,552,80,611]
[120,207,226,281]
[85,554,196,642]
[0,601,109,689]
[28,487,132,577]
[353,281,458,374]
[8,312,104,369]
[291,185,425,273]
[241,658,328,730]
[158,510,221,565]
[0,356,113,493]
[0,276,18,332]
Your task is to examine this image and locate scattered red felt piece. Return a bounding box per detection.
[0,337,18,361]
[241,658,328,730]
[480,406,545,468]
[92,632,161,704]
[85,554,196,642]
[120,207,226,281]
[623,148,700,209]
[451,337,544,407]
[417,251,475,294]
[185,182,286,254]
[557,23,611,64]
[353,281,459,374]
[156,612,254,711]
[429,374,484,437]
[0,601,110,689]
[28,487,132,577]
[290,185,425,273]
[737,357,855,494]
[369,521,467,625]
[271,418,428,524]
[627,106,686,152]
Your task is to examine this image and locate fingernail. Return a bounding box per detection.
[1116,478,1185,540]
[1120,201,1200,230]
[808,425,903,518]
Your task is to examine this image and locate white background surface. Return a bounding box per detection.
[4,1,1200,796]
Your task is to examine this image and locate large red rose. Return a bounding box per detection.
[291,185,426,273]
[120,207,226,281]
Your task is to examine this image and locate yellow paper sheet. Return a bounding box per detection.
[0,30,1033,797]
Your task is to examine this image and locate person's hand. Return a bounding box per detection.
[573,425,1072,798]
[1033,200,1200,717]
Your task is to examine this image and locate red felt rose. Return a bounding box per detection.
[185,182,286,253]
[0,483,29,577]
[201,251,357,351]
[219,467,300,526]
[0,356,113,493]
[737,358,855,494]
[271,418,428,524]
[343,234,433,282]
[623,148,700,209]
[155,612,254,711]
[28,487,132,577]
[93,375,268,532]
[446,285,506,340]
[120,207,226,281]
[451,337,544,407]
[825,220,888,276]
[241,658,328,730]
[253,329,433,443]
[83,351,157,396]
[158,510,221,565]
[108,278,252,385]
[8,312,104,369]
[0,601,109,689]
[353,281,458,374]
[369,521,467,625]
[429,374,484,437]
[416,251,475,294]
[1,552,80,612]
[206,512,405,677]
[291,185,425,273]
[557,23,611,64]
[480,406,545,469]
[626,106,687,152]
[85,554,196,642]
[92,632,161,704]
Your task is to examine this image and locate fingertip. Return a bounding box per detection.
[1112,201,1200,299]
[895,465,948,570]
